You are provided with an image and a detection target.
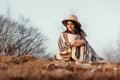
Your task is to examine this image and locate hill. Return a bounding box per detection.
[0,55,119,80]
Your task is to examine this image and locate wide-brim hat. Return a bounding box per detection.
[62,15,81,27]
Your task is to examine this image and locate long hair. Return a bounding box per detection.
[64,21,87,37]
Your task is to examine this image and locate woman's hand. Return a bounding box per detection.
[73,40,86,47]
[70,40,77,47]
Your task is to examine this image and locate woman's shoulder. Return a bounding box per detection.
[60,31,67,35]
[62,30,67,33]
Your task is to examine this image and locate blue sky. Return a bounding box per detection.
[0,0,120,57]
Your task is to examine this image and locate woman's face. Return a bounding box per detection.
[66,21,75,32]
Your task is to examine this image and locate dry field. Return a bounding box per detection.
[0,55,119,80]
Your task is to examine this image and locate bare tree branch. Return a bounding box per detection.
[0,15,46,57]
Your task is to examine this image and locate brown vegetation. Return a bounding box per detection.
[0,55,119,80]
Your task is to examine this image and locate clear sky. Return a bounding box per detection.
[0,0,120,57]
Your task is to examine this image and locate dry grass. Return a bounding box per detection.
[0,55,119,80]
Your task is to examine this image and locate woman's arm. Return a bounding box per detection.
[73,39,86,47]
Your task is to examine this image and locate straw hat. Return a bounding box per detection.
[62,15,81,27]
[62,15,87,37]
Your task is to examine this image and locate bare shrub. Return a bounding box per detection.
[0,15,46,56]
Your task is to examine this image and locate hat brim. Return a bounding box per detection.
[62,19,81,27]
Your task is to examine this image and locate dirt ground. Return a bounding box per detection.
[0,55,119,80]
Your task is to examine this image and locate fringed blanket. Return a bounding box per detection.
[55,32,104,63]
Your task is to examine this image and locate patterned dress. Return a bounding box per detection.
[55,32,103,63]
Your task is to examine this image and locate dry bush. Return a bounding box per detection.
[0,55,119,80]
[0,15,46,56]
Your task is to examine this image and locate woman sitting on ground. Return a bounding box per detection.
[55,15,105,64]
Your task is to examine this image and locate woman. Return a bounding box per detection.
[55,15,104,64]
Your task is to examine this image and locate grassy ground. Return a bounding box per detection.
[0,55,119,80]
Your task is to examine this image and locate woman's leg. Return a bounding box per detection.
[79,45,85,62]
[71,47,80,63]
